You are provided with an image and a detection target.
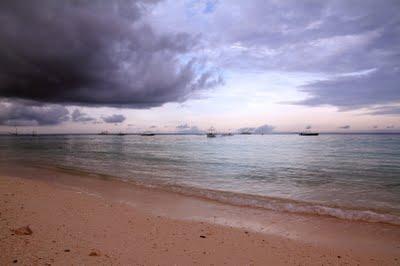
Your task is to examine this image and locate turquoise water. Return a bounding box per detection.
[1,134,400,224]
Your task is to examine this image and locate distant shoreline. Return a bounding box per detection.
[1,132,400,136]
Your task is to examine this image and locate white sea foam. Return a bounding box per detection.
[150,183,400,226]
[51,164,400,226]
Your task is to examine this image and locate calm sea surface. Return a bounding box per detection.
[1,134,400,224]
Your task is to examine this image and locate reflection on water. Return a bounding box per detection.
[1,134,400,219]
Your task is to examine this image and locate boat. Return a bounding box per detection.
[140,131,155,136]
[206,127,217,138]
[98,131,109,135]
[299,132,319,136]
[240,131,252,135]
[117,132,126,136]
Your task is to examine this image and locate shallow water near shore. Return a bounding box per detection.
[1,134,400,224]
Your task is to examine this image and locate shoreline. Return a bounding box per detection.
[1,166,400,265]
[45,169,400,226]
[6,162,400,226]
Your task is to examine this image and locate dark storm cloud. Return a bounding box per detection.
[102,114,126,123]
[71,109,95,122]
[0,0,221,108]
[339,125,351,129]
[0,101,69,126]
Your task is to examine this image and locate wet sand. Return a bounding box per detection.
[1,169,400,265]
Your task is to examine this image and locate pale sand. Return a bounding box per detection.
[1,172,399,265]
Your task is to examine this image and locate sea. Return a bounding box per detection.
[1,133,400,225]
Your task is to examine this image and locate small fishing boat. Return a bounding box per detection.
[140,131,155,136]
[206,127,217,138]
[299,132,319,136]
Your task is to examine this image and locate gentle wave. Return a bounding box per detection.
[48,165,400,226]
[155,183,400,226]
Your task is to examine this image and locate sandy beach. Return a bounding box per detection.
[1,166,399,265]
[1,0,400,264]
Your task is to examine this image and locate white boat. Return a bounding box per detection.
[206,127,217,138]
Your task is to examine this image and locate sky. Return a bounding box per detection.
[0,0,399,134]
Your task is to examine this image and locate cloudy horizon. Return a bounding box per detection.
[0,0,399,134]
